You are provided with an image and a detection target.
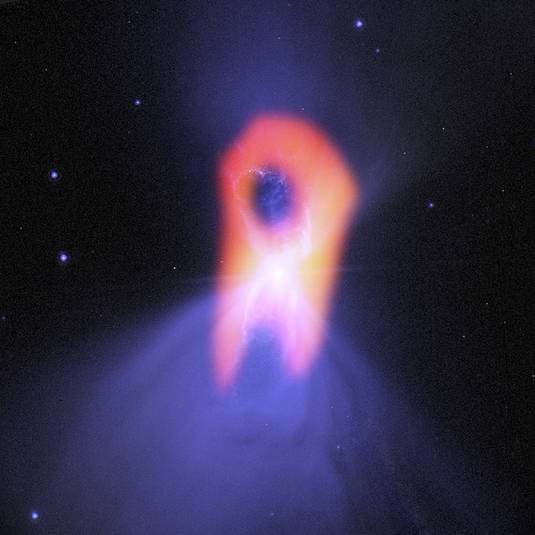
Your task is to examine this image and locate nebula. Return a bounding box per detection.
[213,114,359,391]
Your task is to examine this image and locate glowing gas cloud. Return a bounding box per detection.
[213,114,359,391]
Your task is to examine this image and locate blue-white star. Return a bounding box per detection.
[57,251,70,264]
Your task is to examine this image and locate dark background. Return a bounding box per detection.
[1,0,533,532]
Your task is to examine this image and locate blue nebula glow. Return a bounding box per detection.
[134,98,141,106]
[354,19,364,29]
[49,170,59,180]
[31,510,39,521]
[33,294,496,532]
[253,169,293,224]
[58,251,70,264]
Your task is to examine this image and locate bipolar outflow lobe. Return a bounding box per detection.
[213,114,359,391]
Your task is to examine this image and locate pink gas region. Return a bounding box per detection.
[213,114,359,391]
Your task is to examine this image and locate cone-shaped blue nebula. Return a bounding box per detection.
[31,294,490,533]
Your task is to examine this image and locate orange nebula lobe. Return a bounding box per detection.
[213,114,359,391]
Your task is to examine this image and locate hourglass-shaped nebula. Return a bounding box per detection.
[213,114,359,391]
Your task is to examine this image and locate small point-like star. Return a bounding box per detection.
[354,19,364,29]
[57,251,70,264]
[134,98,141,106]
[31,510,39,521]
[427,201,435,209]
[49,169,59,180]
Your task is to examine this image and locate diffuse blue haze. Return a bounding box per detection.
[252,169,293,224]
[36,295,488,533]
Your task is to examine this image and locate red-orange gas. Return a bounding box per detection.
[213,114,359,391]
